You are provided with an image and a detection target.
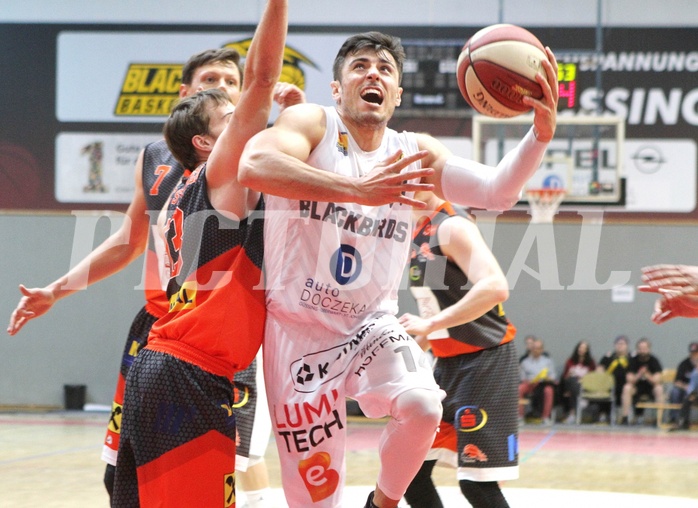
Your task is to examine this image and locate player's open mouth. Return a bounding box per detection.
[361,88,383,105]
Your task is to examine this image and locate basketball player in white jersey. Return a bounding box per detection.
[239,31,558,508]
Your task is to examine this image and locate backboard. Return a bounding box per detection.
[472,114,626,206]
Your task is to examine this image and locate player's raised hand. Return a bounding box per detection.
[273,82,306,113]
[7,284,56,335]
[354,150,434,208]
[525,47,559,143]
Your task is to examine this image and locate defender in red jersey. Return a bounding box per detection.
[112,1,288,506]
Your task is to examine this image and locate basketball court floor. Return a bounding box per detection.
[1,409,696,507]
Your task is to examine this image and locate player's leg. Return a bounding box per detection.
[347,315,443,508]
[459,480,509,508]
[235,351,274,508]
[403,460,443,508]
[452,343,518,508]
[113,349,237,507]
[263,315,348,507]
[103,307,158,497]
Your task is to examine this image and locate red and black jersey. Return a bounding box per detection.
[148,163,265,380]
[409,202,515,357]
[141,140,190,316]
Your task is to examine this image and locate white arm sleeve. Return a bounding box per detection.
[441,127,548,210]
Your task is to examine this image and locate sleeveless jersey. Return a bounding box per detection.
[263,106,419,335]
[148,163,265,380]
[141,140,190,317]
[409,202,515,357]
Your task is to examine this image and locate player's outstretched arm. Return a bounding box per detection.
[420,48,559,211]
[7,151,150,335]
[399,213,508,338]
[206,0,288,216]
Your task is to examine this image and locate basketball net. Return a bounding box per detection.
[525,188,566,223]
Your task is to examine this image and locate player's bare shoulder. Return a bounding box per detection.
[272,102,328,148]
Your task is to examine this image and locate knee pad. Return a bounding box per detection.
[393,388,443,428]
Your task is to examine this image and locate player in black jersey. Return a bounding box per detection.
[400,191,518,508]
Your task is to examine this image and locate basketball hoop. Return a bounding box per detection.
[525,188,566,223]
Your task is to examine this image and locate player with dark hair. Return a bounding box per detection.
[111,1,288,505]
[238,30,558,508]
[6,36,302,508]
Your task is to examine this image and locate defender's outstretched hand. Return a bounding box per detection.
[648,291,698,324]
[639,264,698,296]
[273,82,306,113]
[7,284,56,335]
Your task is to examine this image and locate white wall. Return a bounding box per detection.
[2,0,697,27]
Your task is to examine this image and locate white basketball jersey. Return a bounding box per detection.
[263,106,420,336]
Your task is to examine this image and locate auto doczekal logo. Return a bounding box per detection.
[114,63,182,116]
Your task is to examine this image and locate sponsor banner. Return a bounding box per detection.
[55,133,161,203]
[56,31,345,122]
[624,139,696,212]
[2,24,696,213]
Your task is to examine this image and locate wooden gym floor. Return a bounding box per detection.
[0,410,696,507]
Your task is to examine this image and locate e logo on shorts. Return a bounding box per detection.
[298,451,340,502]
[330,244,361,285]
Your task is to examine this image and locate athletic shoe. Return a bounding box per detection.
[364,491,378,508]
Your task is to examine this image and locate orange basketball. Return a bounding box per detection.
[457,24,547,118]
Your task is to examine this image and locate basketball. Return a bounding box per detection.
[457,24,548,118]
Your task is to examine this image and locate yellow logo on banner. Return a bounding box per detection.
[224,38,319,91]
[114,63,182,116]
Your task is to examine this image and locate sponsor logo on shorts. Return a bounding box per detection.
[456,405,488,432]
[123,336,144,368]
[290,332,365,392]
[232,384,250,409]
[108,401,123,434]
[298,451,340,502]
[274,389,345,454]
[224,472,236,507]
[154,402,199,435]
[461,443,488,463]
